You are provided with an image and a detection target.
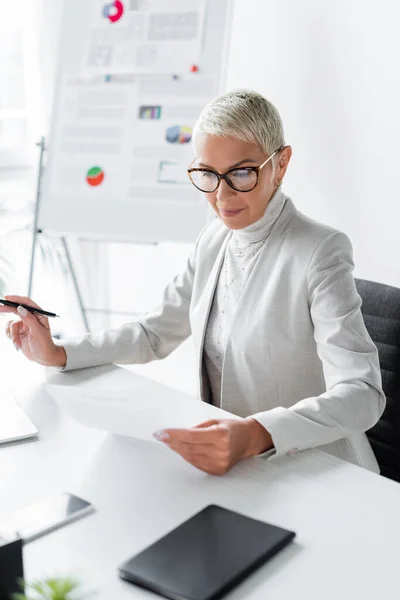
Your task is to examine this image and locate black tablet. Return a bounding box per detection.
[119,504,295,600]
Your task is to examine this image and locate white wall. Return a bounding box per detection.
[226,0,400,287]
[26,0,65,135]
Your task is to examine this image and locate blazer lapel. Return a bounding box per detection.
[223,196,296,342]
[195,231,232,400]
[194,196,296,404]
[220,198,296,410]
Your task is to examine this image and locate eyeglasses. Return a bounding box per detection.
[187,146,284,193]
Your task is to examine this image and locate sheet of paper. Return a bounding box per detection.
[84,0,206,75]
[46,384,240,441]
[45,73,214,202]
[46,74,137,200]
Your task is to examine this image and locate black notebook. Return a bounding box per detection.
[119,504,295,600]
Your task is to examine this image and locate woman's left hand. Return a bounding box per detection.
[154,418,273,475]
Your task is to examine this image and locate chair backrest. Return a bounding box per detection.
[355,278,400,481]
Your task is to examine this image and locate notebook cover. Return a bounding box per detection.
[119,504,295,600]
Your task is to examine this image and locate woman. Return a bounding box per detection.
[1,90,385,476]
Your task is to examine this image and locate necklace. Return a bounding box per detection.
[224,238,266,290]
[215,237,266,359]
[233,237,245,257]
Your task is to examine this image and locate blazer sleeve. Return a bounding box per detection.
[59,248,196,371]
[251,231,386,457]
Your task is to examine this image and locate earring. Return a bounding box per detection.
[276,179,282,187]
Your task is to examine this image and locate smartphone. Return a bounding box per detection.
[0,492,94,544]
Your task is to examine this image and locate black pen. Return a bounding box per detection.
[0,299,59,318]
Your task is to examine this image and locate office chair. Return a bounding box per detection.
[355,278,400,482]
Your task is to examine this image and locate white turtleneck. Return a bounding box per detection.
[203,189,287,408]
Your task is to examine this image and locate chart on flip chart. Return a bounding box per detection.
[39,0,232,242]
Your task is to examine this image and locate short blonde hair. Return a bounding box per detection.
[193,89,285,155]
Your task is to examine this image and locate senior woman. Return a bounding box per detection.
[1,90,385,476]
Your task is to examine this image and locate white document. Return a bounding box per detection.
[46,72,213,202]
[128,73,214,194]
[47,74,137,200]
[46,384,240,442]
[85,0,206,75]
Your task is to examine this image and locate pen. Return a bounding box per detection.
[0,299,59,318]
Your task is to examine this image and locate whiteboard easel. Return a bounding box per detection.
[29,137,90,331]
[29,0,233,330]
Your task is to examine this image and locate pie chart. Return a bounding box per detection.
[86,166,105,187]
[166,125,192,144]
[103,0,124,23]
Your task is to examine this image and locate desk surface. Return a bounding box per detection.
[1,364,399,599]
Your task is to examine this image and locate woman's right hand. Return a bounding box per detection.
[0,295,67,368]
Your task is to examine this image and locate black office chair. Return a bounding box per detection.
[355,278,400,482]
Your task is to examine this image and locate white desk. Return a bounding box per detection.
[1,364,399,599]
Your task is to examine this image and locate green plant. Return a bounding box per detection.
[12,577,86,600]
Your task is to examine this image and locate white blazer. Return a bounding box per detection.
[62,192,385,472]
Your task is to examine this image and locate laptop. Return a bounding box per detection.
[0,392,38,445]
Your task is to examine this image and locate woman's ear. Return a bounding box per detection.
[279,146,292,172]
